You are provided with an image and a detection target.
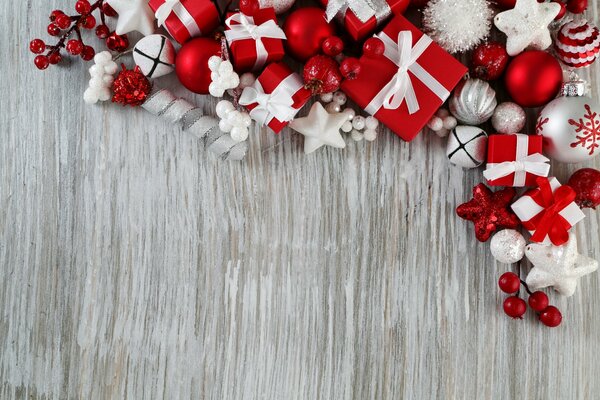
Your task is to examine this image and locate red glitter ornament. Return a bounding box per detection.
[456,184,521,242]
[303,55,342,94]
[568,168,600,209]
[111,66,153,107]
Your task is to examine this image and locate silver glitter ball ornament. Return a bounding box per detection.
[490,229,526,264]
[536,82,600,163]
[492,102,526,134]
[446,126,488,168]
[450,79,497,125]
[259,0,296,14]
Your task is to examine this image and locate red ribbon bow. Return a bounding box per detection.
[527,177,576,246]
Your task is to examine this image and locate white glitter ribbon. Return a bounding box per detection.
[224,13,287,71]
[239,73,303,126]
[365,30,449,116]
[325,0,392,23]
[155,0,202,38]
[483,134,550,187]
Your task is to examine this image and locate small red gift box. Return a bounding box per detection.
[318,0,409,41]
[341,15,467,142]
[224,9,286,72]
[483,134,550,187]
[239,62,312,134]
[149,0,222,44]
[511,177,585,246]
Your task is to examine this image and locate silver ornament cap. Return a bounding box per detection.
[559,79,587,98]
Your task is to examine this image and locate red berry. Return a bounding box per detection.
[34,55,50,70]
[528,291,549,312]
[239,0,260,15]
[48,52,62,65]
[471,42,509,81]
[82,15,96,29]
[539,306,562,327]
[498,272,521,294]
[567,0,588,13]
[363,37,385,57]
[30,39,46,54]
[553,0,567,20]
[322,36,344,57]
[66,39,84,55]
[47,23,61,36]
[81,45,95,61]
[50,9,65,21]
[75,0,92,14]
[568,168,600,209]
[56,14,72,29]
[102,3,117,17]
[503,296,527,319]
[106,32,129,52]
[339,57,361,80]
[96,24,110,39]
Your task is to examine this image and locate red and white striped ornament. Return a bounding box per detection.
[555,19,600,69]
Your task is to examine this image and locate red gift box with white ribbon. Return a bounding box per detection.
[239,62,312,134]
[224,9,286,72]
[318,0,409,41]
[341,15,467,142]
[511,177,585,246]
[149,0,222,44]
[483,134,550,187]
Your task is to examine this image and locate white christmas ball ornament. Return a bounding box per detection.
[446,126,488,168]
[450,78,497,125]
[490,229,527,264]
[259,0,295,14]
[536,81,600,163]
[133,34,176,78]
[492,102,526,134]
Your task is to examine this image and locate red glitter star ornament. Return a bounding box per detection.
[457,184,521,242]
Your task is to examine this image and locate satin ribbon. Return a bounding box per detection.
[526,177,577,246]
[224,13,287,70]
[365,30,449,116]
[155,0,202,38]
[239,73,303,126]
[325,0,392,23]
[483,135,550,187]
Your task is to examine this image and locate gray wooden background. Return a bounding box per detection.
[2,1,600,399]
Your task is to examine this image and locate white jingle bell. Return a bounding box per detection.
[446,126,488,168]
[133,34,176,78]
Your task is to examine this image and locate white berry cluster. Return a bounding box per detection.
[427,108,458,137]
[216,100,252,142]
[83,51,119,105]
[208,56,240,98]
[320,91,379,142]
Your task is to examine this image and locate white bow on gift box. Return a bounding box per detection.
[325,0,392,23]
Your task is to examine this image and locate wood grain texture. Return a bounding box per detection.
[1,1,600,399]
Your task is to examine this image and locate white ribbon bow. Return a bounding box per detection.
[484,135,550,187]
[225,13,287,70]
[155,0,201,37]
[365,30,449,116]
[239,74,302,126]
[325,0,391,23]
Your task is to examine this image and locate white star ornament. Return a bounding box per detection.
[494,0,561,56]
[525,232,598,297]
[106,0,156,36]
[289,102,347,154]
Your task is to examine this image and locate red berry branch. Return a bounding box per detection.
[29,0,128,70]
[498,272,563,328]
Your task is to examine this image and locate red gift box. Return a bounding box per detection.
[318,0,409,41]
[224,9,286,72]
[341,15,467,142]
[149,0,222,44]
[239,62,312,134]
[483,134,550,187]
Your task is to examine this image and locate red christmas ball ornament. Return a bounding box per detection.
[568,168,600,209]
[112,66,152,107]
[322,36,344,57]
[503,296,527,319]
[239,0,260,16]
[303,55,342,94]
[498,272,521,294]
[175,37,221,94]
[363,37,385,57]
[528,291,549,312]
[539,306,562,327]
[567,0,588,14]
[555,20,600,69]
[471,42,509,81]
[504,51,563,108]
[339,57,361,80]
[283,7,336,62]
[492,0,516,9]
